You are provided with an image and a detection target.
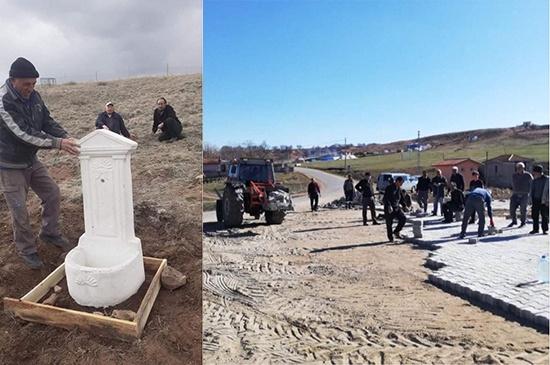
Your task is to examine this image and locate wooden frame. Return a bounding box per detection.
[3,256,167,340]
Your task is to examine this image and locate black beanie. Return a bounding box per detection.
[9,57,39,78]
[533,165,544,173]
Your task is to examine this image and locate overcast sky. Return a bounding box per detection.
[0,0,202,83]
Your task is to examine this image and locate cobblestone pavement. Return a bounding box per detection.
[403,214,550,329]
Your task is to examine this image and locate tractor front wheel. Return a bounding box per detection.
[265,210,285,225]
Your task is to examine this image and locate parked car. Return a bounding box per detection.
[377,172,417,193]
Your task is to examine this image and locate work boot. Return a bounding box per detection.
[519,222,526,228]
[176,134,184,140]
[393,230,402,239]
[459,233,465,239]
[363,222,368,226]
[21,253,44,270]
[372,220,380,225]
[507,221,517,227]
[529,230,539,235]
[544,231,548,235]
[39,233,74,252]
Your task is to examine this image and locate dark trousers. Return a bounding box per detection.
[461,196,485,236]
[0,161,61,256]
[158,118,183,141]
[310,194,319,211]
[417,189,429,213]
[532,200,549,232]
[344,191,354,209]
[442,202,462,223]
[385,207,406,241]
[362,197,377,224]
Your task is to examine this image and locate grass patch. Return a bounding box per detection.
[309,137,549,177]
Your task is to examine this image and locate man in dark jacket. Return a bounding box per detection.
[355,172,379,225]
[442,182,465,223]
[416,170,431,213]
[450,166,465,191]
[307,178,321,211]
[153,97,183,142]
[530,165,549,235]
[0,57,79,269]
[431,169,447,216]
[343,175,354,209]
[95,102,131,138]
[383,176,406,242]
[467,170,484,224]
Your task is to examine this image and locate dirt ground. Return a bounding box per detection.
[203,208,549,364]
[0,75,202,365]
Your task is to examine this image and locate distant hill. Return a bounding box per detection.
[352,123,549,155]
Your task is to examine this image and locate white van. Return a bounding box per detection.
[376,172,416,193]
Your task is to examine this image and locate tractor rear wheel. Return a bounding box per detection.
[265,210,285,225]
[216,199,224,223]
[222,185,244,228]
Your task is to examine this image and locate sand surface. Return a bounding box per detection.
[203,208,549,364]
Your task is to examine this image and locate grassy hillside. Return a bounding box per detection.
[310,131,548,176]
[0,75,202,364]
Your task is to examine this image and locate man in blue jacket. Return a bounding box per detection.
[0,57,80,269]
[459,187,494,239]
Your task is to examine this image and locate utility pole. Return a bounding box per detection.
[417,130,421,174]
[166,63,169,76]
[344,137,347,171]
[485,151,489,187]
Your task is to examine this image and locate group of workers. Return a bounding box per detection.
[307,162,549,243]
[0,57,186,268]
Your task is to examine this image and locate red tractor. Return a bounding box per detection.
[216,158,293,227]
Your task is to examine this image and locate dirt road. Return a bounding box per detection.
[203,207,549,364]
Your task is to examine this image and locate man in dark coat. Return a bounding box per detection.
[355,172,379,225]
[95,102,131,138]
[0,57,79,269]
[383,176,406,242]
[416,170,431,213]
[343,174,354,209]
[153,97,183,142]
[530,165,549,235]
[450,166,465,191]
[307,178,321,211]
[431,169,447,216]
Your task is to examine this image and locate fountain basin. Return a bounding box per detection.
[65,242,145,308]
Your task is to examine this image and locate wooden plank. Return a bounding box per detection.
[143,256,163,271]
[135,258,167,336]
[4,298,138,340]
[21,263,66,303]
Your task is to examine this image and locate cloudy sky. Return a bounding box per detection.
[0,0,202,82]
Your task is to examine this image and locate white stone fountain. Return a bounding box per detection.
[65,130,145,308]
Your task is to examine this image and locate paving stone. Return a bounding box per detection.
[405,214,549,329]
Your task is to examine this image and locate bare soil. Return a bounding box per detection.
[203,208,549,364]
[0,75,202,365]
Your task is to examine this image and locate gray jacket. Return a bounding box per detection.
[0,79,67,168]
[512,172,533,195]
[532,175,549,205]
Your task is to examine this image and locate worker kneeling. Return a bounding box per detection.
[442,182,464,223]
